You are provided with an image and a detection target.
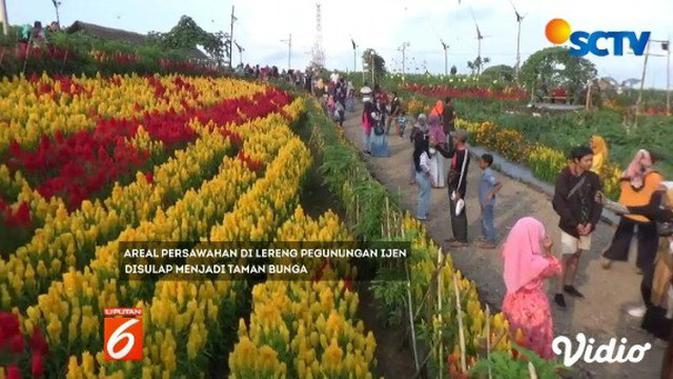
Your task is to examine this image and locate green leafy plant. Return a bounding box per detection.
[370,267,408,326]
[470,344,569,379]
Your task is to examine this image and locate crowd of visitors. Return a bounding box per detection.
[347,78,673,372]
[18,20,60,47]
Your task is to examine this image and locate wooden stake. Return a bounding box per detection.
[438,247,444,379]
[355,194,360,225]
[528,362,538,379]
[406,262,421,371]
[385,196,391,239]
[453,274,467,373]
[486,304,492,379]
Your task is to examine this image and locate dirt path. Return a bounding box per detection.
[341,105,664,378]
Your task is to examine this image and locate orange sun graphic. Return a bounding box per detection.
[545,18,572,44]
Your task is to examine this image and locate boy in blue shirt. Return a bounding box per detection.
[478,154,502,249]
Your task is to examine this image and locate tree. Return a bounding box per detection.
[148,16,226,64]
[450,65,458,76]
[481,64,515,83]
[362,48,386,85]
[519,46,597,104]
[467,56,490,76]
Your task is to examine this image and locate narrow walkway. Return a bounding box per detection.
[342,105,663,378]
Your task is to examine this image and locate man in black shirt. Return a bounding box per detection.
[436,129,470,247]
[552,146,603,308]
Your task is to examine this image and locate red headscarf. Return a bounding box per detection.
[430,100,444,117]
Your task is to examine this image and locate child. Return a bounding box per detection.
[334,101,345,127]
[478,154,502,249]
[397,110,408,138]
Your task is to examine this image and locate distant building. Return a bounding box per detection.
[65,20,210,62]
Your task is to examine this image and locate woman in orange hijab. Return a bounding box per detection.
[430,99,444,119]
[590,135,608,174]
[602,150,663,280]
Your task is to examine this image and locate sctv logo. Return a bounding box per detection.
[545,18,650,57]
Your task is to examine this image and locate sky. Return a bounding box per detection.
[9,0,673,88]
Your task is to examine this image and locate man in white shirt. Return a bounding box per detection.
[360,82,372,103]
[330,70,339,84]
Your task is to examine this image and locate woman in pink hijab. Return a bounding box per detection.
[427,114,447,188]
[623,149,654,189]
[502,217,562,359]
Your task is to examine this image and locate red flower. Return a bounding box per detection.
[6,365,21,379]
[31,352,45,378]
[236,151,262,172]
[29,328,48,356]
[145,172,154,184]
[9,333,24,354]
[0,312,23,354]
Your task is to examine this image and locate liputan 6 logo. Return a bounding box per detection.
[103,307,143,361]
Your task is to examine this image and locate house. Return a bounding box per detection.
[65,21,210,62]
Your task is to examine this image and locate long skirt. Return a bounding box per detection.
[429,153,446,188]
[502,287,555,359]
[603,217,658,270]
[448,189,468,242]
[370,133,390,157]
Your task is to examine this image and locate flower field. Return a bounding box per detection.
[0,73,315,377]
[0,72,537,378]
[455,119,622,199]
[404,83,527,102]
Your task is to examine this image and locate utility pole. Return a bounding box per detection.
[370,52,374,84]
[509,1,526,79]
[234,41,244,67]
[515,16,522,75]
[281,34,292,70]
[51,1,61,27]
[351,39,357,75]
[635,41,650,128]
[399,41,410,82]
[666,38,671,116]
[229,5,236,69]
[0,0,9,35]
[440,39,449,76]
[632,38,670,125]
